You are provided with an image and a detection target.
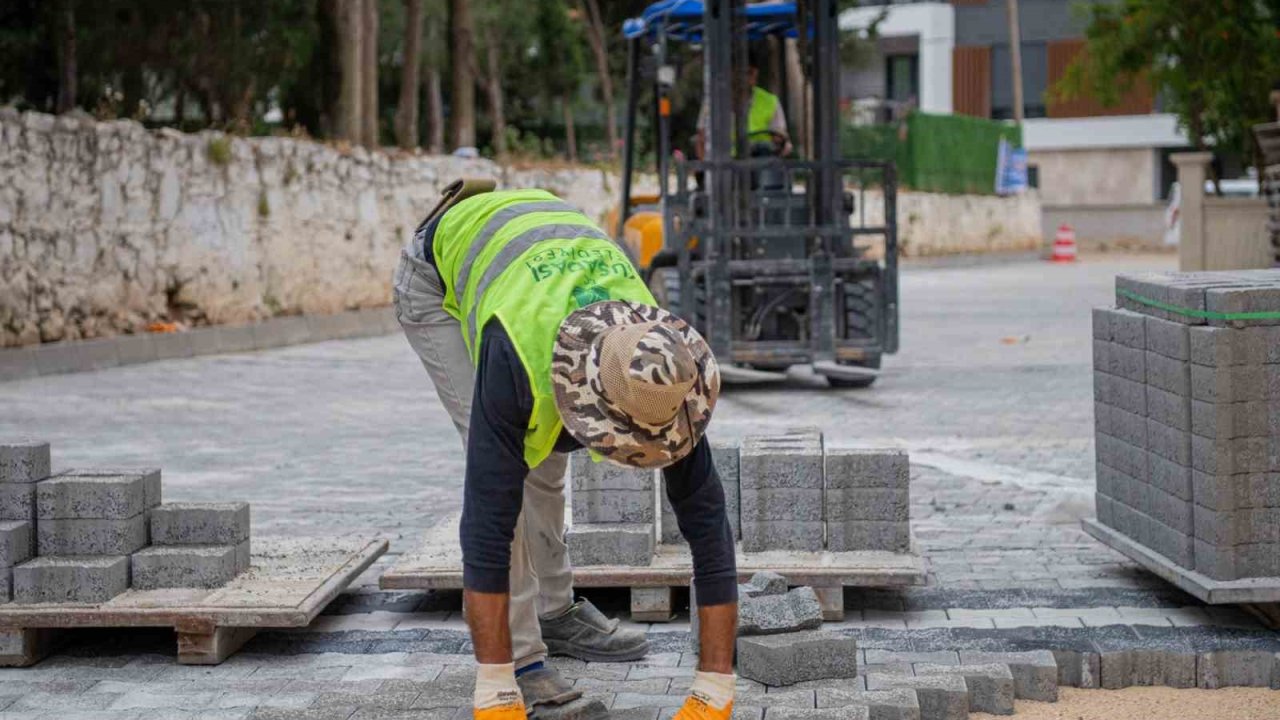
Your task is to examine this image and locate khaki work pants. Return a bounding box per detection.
[392,249,574,669]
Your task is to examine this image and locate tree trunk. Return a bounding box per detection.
[332,0,363,142]
[360,0,379,147]
[424,66,445,154]
[449,0,476,149]
[54,0,76,114]
[394,0,424,149]
[485,33,506,160]
[578,0,616,158]
[562,92,577,163]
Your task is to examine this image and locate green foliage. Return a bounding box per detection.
[844,113,1021,195]
[1053,0,1280,170]
[258,190,271,217]
[207,137,232,165]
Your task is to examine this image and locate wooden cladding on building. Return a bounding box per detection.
[1046,39,1155,118]
[952,46,991,118]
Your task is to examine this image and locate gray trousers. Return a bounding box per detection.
[392,249,574,669]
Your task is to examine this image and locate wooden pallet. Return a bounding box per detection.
[380,537,925,622]
[1083,519,1280,629]
[0,536,387,666]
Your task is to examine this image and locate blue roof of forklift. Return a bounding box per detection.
[623,1,799,42]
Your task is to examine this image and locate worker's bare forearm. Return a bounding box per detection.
[696,601,738,673]
[465,589,513,664]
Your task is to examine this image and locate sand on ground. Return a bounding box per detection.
[972,686,1280,720]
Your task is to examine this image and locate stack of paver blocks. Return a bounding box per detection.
[660,441,740,546]
[134,502,251,589]
[566,452,655,566]
[0,439,255,603]
[1093,270,1280,580]
[740,430,825,552]
[825,448,911,552]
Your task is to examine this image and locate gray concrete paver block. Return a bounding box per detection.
[957,650,1058,701]
[824,450,909,490]
[570,452,655,492]
[573,489,654,524]
[132,543,246,589]
[762,709,869,720]
[1145,316,1190,360]
[38,515,147,556]
[0,521,31,568]
[863,674,967,720]
[913,663,1014,715]
[739,587,823,636]
[0,483,35,522]
[1099,649,1195,689]
[742,522,824,553]
[151,502,250,545]
[825,489,909,522]
[37,472,147,519]
[12,555,130,603]
[0,441,50,484]
[1106,308,1147,349]
[737,631,858,687]
[826,521,909,553]
[814,687,920,720]
[740,489,823,522]
[1196,650,1276,688]
[566,523,653,566]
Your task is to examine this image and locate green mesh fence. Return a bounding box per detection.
[840,112,1022,196]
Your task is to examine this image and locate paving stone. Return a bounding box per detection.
[1095,433,1147,482]
[1144,386,1190,432]
[570,452,655,492]
[957,650,1058,701]
[824,450,909,490]
[1190,400,1275,441]
[1105,308,1147,349]
[863,651,958,666]
[737,631,858,687]
[0,441,50,484]
[566,523,653,566]
[1146,418,1190,466]
[1145,352,1190,396]
[1191,364,1276,404]
[573,489,654,524]
[740,489,823,522]
[1196,650,1276,688]
[814,687,920,720]
[0,483,34,521]
[739,587,824,636]
[12,555,130,603]
[740,433,823,491]
[151,502,250,545]
[1104,405,1146,449]
[826,521,909,553]
[132,543,247,589]
[1191,435,1272,475]
[743,522,825,553]
[1204,285,1280,327]
[825,489,908,522]
[38,515,148,555]
[1099,649,1196,689]
[1049,650,1099,689]
[1189,325,1280,366]
[744,572,788,597]
[662,442,740,544]
[1145,315,1190,360]
[913,663,1014,715]
[1192,538,1237,581]
[863,674,966,720]
[763,709,869,720]
[0,522,31,568]
[37,472,147,519]
[1147,454,1192,502]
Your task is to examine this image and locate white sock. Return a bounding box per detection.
[474,663,523,709]
[688,670,736,709]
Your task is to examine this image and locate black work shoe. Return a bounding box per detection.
[539,598,651,663]
[516,666,582,709]
[527,696,610,720]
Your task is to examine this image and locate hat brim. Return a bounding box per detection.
[552,300,719,469]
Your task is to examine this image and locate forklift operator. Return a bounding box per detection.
[694,60,792,159]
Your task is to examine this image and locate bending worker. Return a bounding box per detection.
[393,180,739,720]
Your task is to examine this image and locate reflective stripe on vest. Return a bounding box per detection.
[432,189,656,468]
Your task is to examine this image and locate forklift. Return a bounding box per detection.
[616,0,898,387]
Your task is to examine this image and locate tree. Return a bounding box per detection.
[53,0,75,113]
[449,0,476,149]
[1053,0,1280,182]
[533,0,587,161]
[360,0,379,147]
[394,0,424,149]
[576,0,616,159]
[323,0,364,142]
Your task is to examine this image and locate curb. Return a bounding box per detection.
[0,307,400,383]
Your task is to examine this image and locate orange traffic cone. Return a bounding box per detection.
[1050,223,1078,263]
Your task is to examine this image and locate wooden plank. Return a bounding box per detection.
[381,540,925,591]
[0,537,387,629]
[1083,520,1280,604]
[630,587,675,623]
[1240,603,1280,631]
[177,626,259,666]
[0,628,62,668]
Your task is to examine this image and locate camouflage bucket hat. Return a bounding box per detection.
[552,300,720,469]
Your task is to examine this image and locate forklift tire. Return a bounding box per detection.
[826,355,881,389]
[648,267,680,311]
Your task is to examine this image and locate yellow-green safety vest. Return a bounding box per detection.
[747,86,780,141]
[433,189,656,469]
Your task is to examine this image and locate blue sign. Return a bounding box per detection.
[996,138,1028,195]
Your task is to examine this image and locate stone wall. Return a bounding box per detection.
[0,110,623,347]
[1028,148,1157,206]
[0,110,1043,347]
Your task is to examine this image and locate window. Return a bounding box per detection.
[990,42,1047,119]
[885,54,919,104]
